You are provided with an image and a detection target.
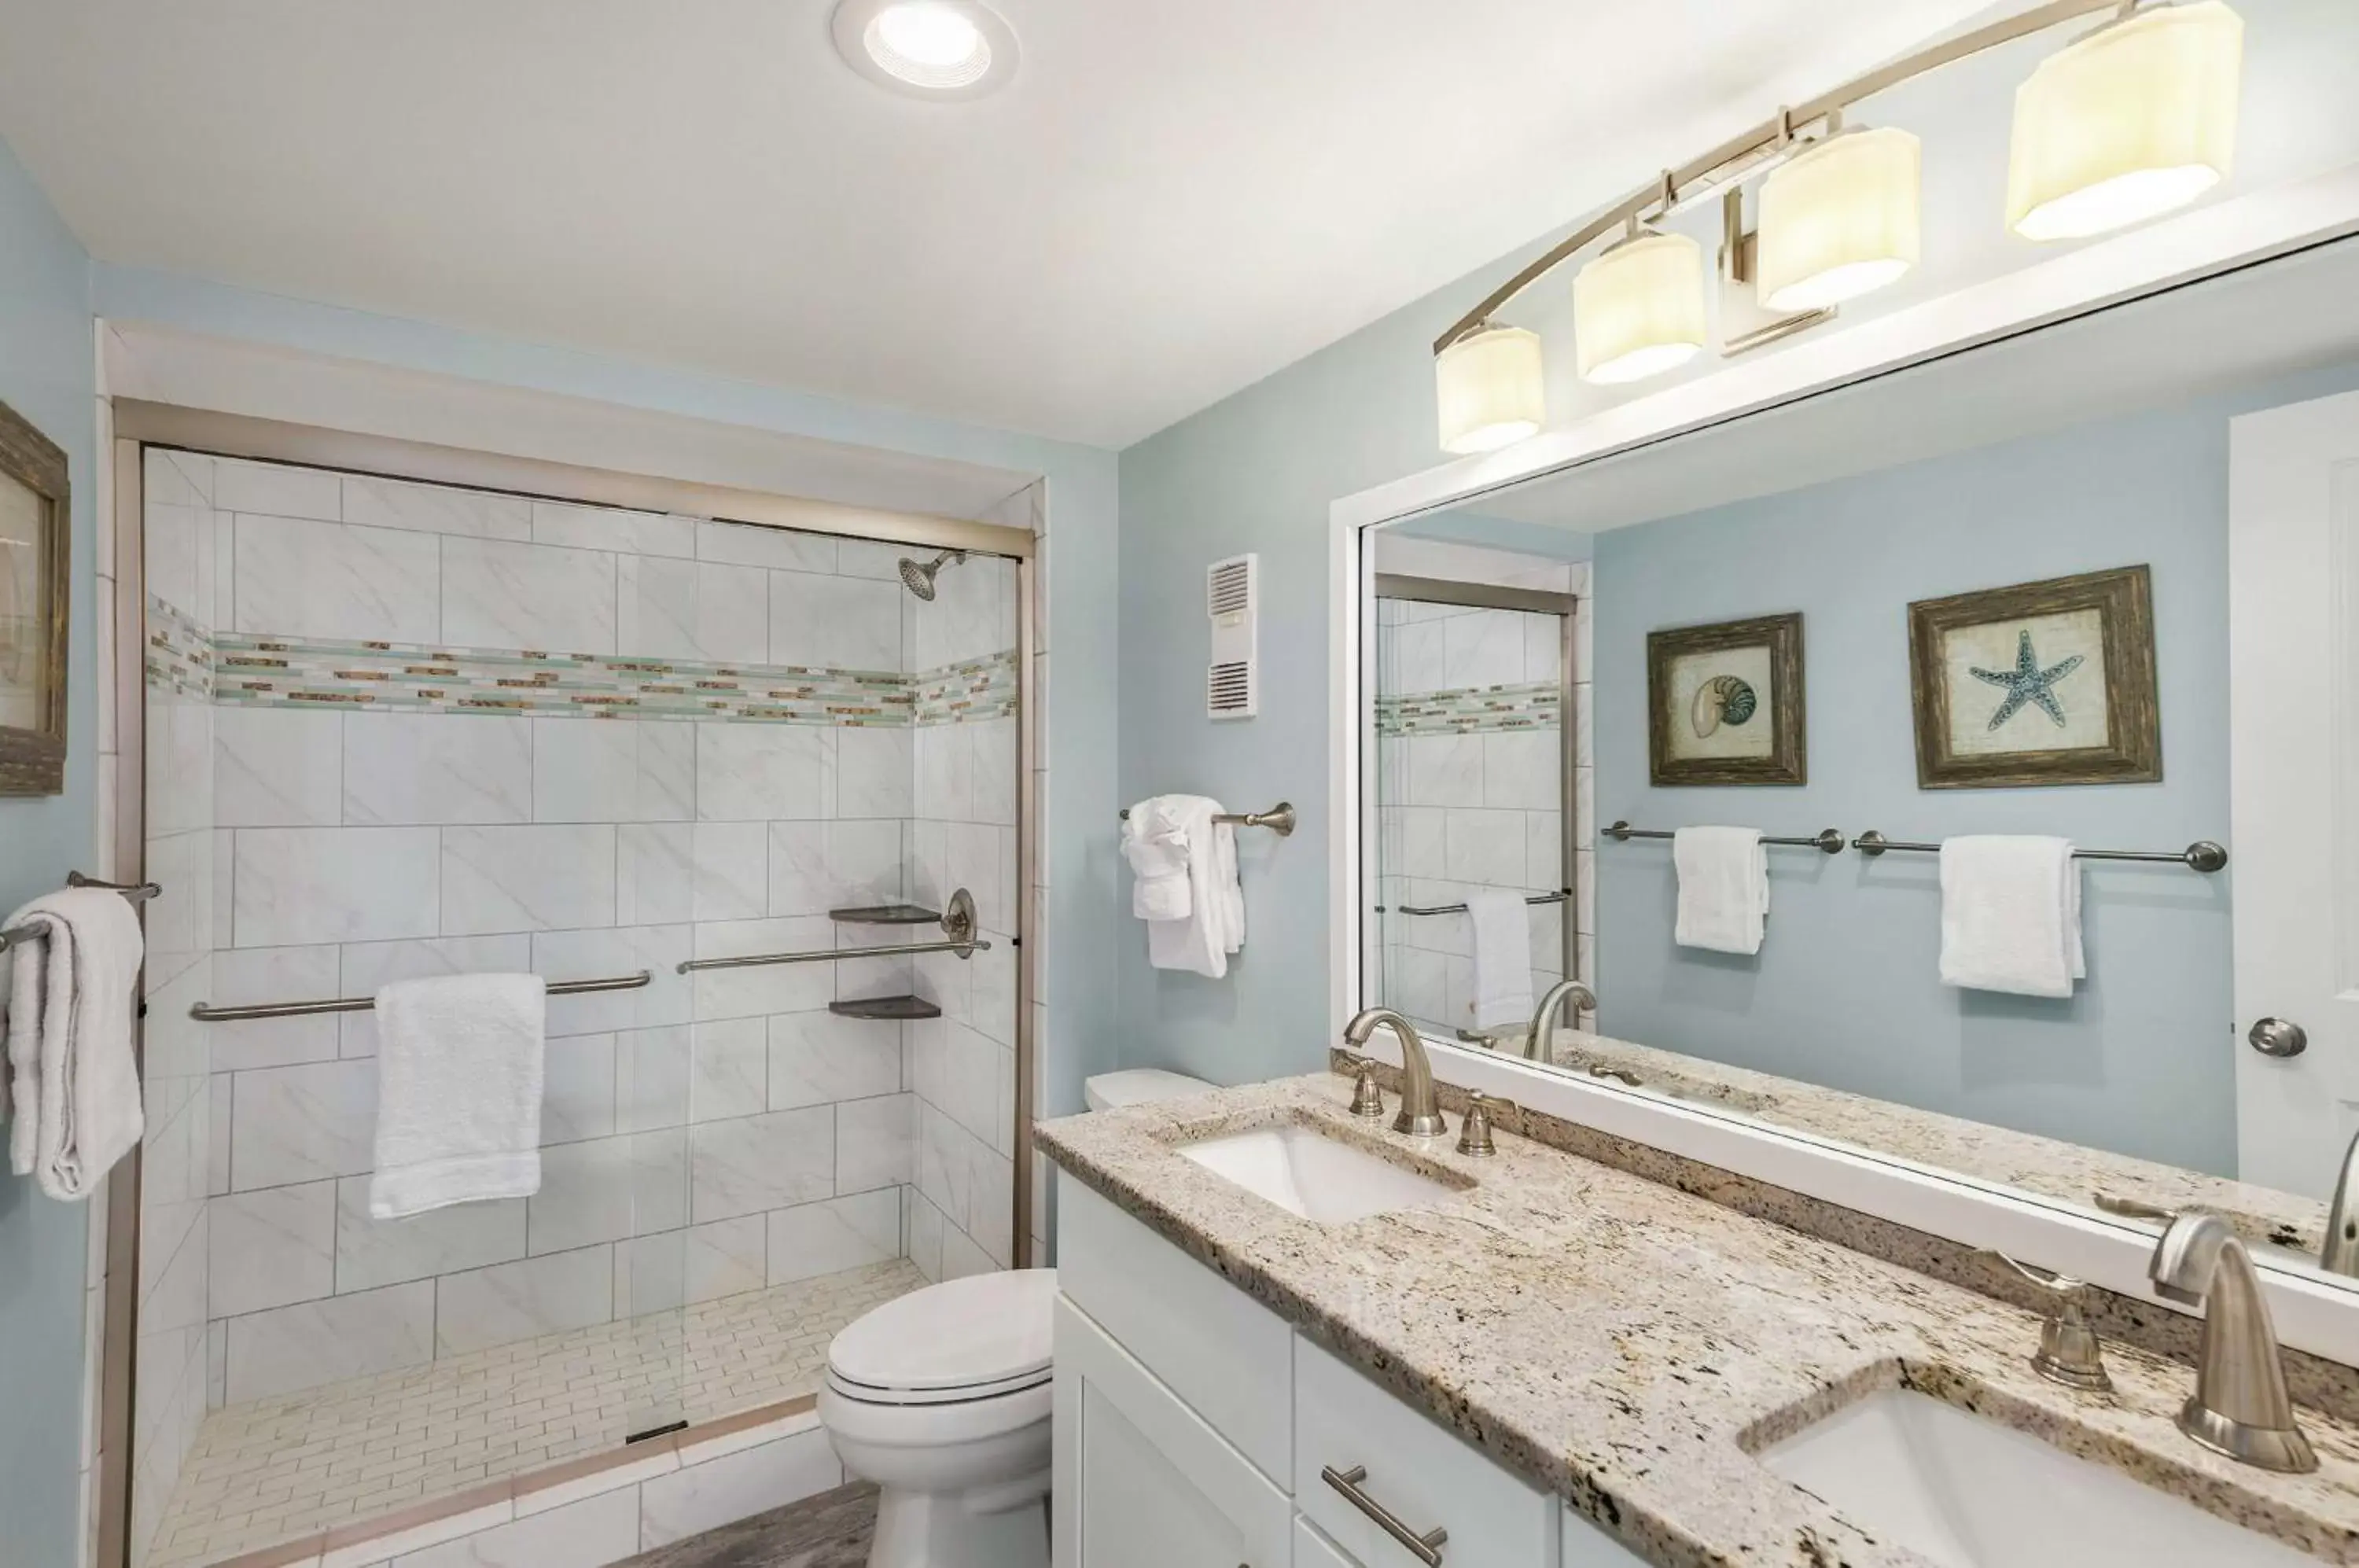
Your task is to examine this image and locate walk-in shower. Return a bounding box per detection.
[111,418,1034,1568]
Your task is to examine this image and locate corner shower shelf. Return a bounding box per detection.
[828,904,944,926]
[829,995,943,1021]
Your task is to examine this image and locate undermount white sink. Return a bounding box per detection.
[1761,1389,2312,1567]
[1178,1124,1466,1223]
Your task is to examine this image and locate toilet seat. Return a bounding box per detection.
[823,1268,1058,1408]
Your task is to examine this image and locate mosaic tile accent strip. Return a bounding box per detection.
[145,595,214,701]
[193,628,1018,728]
[1378,680,1559,735]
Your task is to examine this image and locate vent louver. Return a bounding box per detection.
[1205,554,1259,720]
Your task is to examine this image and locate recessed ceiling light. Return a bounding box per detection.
[833,0,1019,101]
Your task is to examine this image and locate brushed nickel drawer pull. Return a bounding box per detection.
[1321,1464,1447,1565]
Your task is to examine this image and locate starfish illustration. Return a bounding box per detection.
[1970,629,2084,731]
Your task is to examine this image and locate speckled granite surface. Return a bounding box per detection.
[1037,1073,2359,1568]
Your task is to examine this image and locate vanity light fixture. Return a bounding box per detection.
[1435,323,1546,455]
[832,0,1020,100]
[1425,0,2246,455]
[2006,0,2244,241]
[1573,227,1708,385]
[1756,125,1923,313]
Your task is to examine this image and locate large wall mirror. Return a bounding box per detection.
[1355,226,2359,1299]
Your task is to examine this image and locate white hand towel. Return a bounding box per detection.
[1673,826,1769,955]
[1144,797,1246,978]
[1939,836,2085,999]
[1122,798,1194,922]
[1465,890,1534,1032]
[370,974,547,1219]
[0,888,145,1201]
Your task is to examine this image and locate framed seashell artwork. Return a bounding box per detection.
[0,394,69,797]
[1906,565,2160,789]
[1647,612,1805,786]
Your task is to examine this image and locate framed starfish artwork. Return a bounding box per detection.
[0,395,69,796]
[1906,565,2160,790]
[1647,612,1805,786]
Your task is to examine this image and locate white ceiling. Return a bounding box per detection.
[0,0,1994,449]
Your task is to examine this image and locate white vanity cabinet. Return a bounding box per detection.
[1053,1175,1656,1568]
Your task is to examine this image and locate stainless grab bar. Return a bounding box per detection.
[676,887,989,974]
[0,873,164,955]
[1853,830,2227,872]
[191,970,653,1022]
[1385,890,1568,917]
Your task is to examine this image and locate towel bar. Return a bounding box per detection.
[1118,801,1296,837]
[1852,830,2228,872]
[1384,890,1569,917]
[676,888,989,974]
[190,970,654,1022]
[0,873,164,955]
[1604,821,1845,853]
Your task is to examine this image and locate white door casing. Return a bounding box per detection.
[2231,386,2359,1189]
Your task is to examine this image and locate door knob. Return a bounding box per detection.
[2249,1018,2309,1058]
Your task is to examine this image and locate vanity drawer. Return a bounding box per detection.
[1294,1340,1557,1567]
[1057,1173,1295,1481]
[1562,1505,1649,1567]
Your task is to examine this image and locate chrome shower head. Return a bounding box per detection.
[896,550,965,601]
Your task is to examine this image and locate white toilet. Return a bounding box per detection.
[820,1069,1213,1568]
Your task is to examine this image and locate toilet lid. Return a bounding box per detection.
[827,1268,1058,1398]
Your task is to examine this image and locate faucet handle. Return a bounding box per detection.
[1978,1250,2112,1393]
[1456,1092,1498,1157]
[1347,1059,1387,1121]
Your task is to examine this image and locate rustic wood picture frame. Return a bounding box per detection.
[1907,565,2159,790]
[0,396,70,797]
[1647,612,1806,786]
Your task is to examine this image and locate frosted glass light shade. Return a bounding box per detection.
[1757,126,1923,314]
[1435,326,1544,455]
[1573,231,1707,386]
[2007,1,2243,242]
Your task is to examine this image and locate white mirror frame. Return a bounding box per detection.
[1329,162,2359,1366]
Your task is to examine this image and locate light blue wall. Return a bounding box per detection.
[1592,364,2359,1176]
[1391,510,1594,562]
[0,138,98,1568]
[91,265,1128,1124]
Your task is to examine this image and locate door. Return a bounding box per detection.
[2231,386,2359,1188]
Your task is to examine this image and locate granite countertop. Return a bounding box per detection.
[1036,1073,2359,1568]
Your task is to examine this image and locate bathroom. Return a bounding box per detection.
[5,2,2359,1566]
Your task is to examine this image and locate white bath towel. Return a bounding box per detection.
[1939,836,2085,999]
[1465,890,1534,1032]
[1143,796,1246,979]
[1673,826,1769,955]
[1122,797,1194,922]
[0,888,146,1201]
[370,974,547,1219]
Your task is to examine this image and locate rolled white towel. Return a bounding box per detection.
[1122,798,1193,922]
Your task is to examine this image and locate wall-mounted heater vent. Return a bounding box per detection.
[1206,554,1258,720]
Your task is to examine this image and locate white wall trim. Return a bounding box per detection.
[1327,164,2359,1371]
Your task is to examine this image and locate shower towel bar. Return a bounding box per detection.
[1117,801,1297,837]
[1605,821,1846,854]
[1386,890,1569,917]
[190,970,654,1022]
[675,888,989,974]
[0,872,163,955]
[1852,830,2228,872]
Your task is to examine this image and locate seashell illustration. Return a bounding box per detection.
[1690,673,1758,738]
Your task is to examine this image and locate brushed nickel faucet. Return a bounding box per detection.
[1342,1007,1449,1138]
[2320,1128,2359,1276]
[2147,1211,2318,1473]
[1525,978,1598,1063]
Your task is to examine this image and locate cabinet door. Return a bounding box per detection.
[1295,1517,1361,1566]
[1056,1297,1292,1568]
[1562,1504,1651,1567]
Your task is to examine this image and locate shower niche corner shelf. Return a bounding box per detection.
[830,994,944,1021]
[830,903,944,926]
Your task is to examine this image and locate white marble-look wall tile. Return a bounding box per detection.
[215,707,343,827]
[531,719,695,824]
[223,1279,434,1404]
[442,536,617,654]
[834,728,911,819]
[616,1025,691,1133]
[541,1035,618,1146]
[939,1224,994,1281]
[234,514,441,643]
[230,1058,377,1191]
[968,1145,1014,1267]
[833,539,903,581]
[215,458,342,522]
[1404,734,1484,808]
[835,1093,914,1194]
[688,1107,834,1222]
[767,1010,901,1110]
[207,944,342,1069]
[342,475,532,540]
[616,823,694,926]
[764,820,904,918]
[532,502,695,560]
[433,1245,614,1356]
[234,826,440,947]
[528,1136,683,1256]
[768,571,901,672]
[636,1426,841,1550]
[913,1104,974,1240]
[968,937,1016,1049]
[688,916,834,1021]
[694,725,829,822]
[683,1216,767,1304]
[767,1189,899,1285]
[690,823,767,922]
[1444,608,1527,690]
[335,1177,526,1294]
[208,1180,337,1317]
[1525,811,1563,893]
[913,724,971,823]
[618,558,768,664]
[440,824,617,935]
[1481,731,1559,812]
[904,1188,944,1283]
[394,1484,639,1568]
[944,822,1007,933]
[969,719,1017,827]
[695,519,834,573]
[689,1018,767,1123]
[344,713,533,826]
[336,933,535,1057]
[534,926,693,1036]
